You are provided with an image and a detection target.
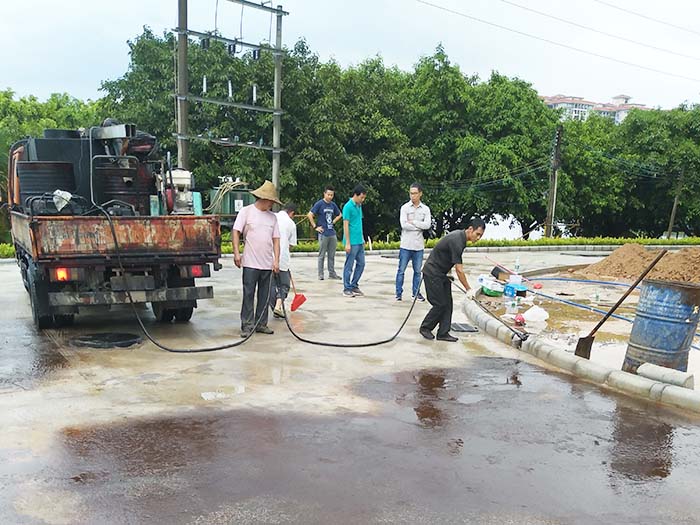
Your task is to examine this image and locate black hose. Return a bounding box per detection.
[449,279,529,342]
[279,272,423,347]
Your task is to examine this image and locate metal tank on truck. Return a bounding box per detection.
[6,121,222,329]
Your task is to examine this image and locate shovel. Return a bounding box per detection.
[289,272,307,312]
[574,249,667,359]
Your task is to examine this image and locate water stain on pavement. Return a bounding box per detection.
[0,324,69,391]
[3,359,698,524]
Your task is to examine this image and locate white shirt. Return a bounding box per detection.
[399,201,431,251]
[276,210,298,271]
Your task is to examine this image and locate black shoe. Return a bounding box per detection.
[413,293,426,302]
[436,333,458,342]
[240,330,252,338]
[318,276,325,281]
[256,326,274,335]
[419,328,435,340]
[329,274,342,280]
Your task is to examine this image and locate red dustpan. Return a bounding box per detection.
[289,272,307,312]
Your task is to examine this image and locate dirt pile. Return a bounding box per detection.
[579,244,700,282]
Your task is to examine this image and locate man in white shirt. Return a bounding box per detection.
[395,183,431,302]
[271,202,298,318]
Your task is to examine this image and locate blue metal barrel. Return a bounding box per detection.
[623,279,700,374]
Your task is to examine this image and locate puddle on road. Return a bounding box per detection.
[20,363,697,524]
[0,323,69,390]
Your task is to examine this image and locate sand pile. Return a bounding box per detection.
[579,244,700,282]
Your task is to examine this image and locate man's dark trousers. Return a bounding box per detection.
[420,272,452,336]
[241,267,272,331]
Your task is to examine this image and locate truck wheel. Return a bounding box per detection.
[29,276,53,329]
[174,306,194,322]
[21,265,30,292]
[152,302,175,323]
[54,314,74,327]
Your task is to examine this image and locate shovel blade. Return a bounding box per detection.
[290,293,307,312]
[574,336,594,359]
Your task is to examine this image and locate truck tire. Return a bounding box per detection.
[28,266,53,329]
[151,302,175,323]
[20,264,30,292]
[54,314,75,327]
[174,306,194,322]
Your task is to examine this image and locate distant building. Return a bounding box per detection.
[540,94,649,124]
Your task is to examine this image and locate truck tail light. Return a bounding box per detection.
[179,264,210,278]
[50,267,84,282]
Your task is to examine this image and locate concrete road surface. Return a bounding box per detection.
[1,251,700,524]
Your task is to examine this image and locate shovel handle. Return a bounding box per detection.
[587,249,667,337]
[289,271,298,295]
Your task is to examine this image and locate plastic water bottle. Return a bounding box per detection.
[504,284,518,314]
[514,257,521,275]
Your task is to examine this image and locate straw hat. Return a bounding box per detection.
[250,180,282,205]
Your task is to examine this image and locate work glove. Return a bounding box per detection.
[465,288,476,300]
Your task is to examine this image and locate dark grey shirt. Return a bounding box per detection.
[422,230,466,277]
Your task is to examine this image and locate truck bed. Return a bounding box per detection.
[11,212,221,263]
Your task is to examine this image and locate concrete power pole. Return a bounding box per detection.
[545,125,563,238]
[666,170,684,239]
[176,0,189,170]
[271,6,283,193]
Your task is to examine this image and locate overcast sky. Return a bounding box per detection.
[2,0,700,109]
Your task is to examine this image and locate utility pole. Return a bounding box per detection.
[666,170,684,239]
[173,0,287,181]
[176,0,189,170]
[271,5,283,192]
[545,125,563,238]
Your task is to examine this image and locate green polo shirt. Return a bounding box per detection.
[342,198,364,245]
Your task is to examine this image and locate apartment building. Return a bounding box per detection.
[541,94,648,123]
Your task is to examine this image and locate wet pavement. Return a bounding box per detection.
[2,252,700,524]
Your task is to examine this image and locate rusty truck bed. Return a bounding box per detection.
[11,212,221,263]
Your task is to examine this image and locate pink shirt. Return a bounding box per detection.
[233,204,280,270]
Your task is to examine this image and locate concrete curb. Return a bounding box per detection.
[463,298,700,414]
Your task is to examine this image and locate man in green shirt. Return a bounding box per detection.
[342,184,367,297]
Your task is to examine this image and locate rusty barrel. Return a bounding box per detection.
[623,279,700,374]
[94,165,153,215]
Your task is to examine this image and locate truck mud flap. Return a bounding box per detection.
[48,286,214,306]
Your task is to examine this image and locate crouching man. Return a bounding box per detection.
[419,217,485,342]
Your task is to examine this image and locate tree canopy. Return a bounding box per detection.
[3,29,700,239]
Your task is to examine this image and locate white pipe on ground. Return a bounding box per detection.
[637,363,694,390]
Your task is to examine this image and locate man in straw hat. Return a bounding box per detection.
[233,180,281,338]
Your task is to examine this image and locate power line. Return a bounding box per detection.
[590,0,700,38]
[415,0,700,83]
[566,138,671,179]
[424,163,549,191]
[498,0,700,63]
